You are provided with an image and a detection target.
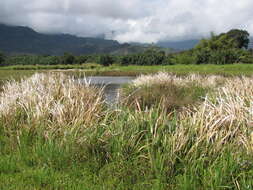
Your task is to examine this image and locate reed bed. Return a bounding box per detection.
[180,76,253,154]
[0,73,105,137]
[0,72,253,189]
[121,72,222,111]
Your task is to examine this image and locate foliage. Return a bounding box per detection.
[194,48,248,64]
[195,29,250,51]
[120,48,167,65]
[61,52,75,65]
[75,55,89,64]
[0,51,5,65]
[99,55,114,66]
[226,29,250,49]
[4,55,61,66]
[193,29,251,64]
[170,51,196,65]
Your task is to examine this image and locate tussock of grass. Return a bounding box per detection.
[180,76,253,154]
[121,72,220,111]
[0,73,253,189]
[131,72,224,87]
[0,73,105,133]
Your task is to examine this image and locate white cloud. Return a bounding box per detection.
[0,0,252,43]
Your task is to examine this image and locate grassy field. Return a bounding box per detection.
[1,64,253,81]
[0,73,252,189]
[91,64,253,76]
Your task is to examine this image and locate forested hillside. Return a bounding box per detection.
[0,24,129,55]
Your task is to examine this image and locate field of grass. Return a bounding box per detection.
[1,64,253,81]
[0,72,253,189]
[91,64,253,76]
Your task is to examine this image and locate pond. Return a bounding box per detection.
[84,76,135,104]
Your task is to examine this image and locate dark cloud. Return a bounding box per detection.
[0,0,252,43]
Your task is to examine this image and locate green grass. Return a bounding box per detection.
[0,63,102,71]
[72,64,253,76]
[1,108,252,190]
[0,72,253,189]
[0,70,39,80]
[98,64,253,76]
[121,82,210,112]
[1,64,253,79]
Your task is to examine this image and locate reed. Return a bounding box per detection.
[0,72,252,189]
[0,73,105,140]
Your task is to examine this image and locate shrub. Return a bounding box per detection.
[171,52,196,65]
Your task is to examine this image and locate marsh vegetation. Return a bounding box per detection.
[0,72,252,189]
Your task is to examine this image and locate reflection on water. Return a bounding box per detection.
[84,76,134,104]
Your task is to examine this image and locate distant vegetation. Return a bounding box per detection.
[0,29,253,67]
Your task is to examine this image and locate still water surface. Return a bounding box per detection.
[84,76,135,104]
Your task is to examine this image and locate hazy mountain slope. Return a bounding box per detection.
[156,39,199,50]
[0,24,122,55]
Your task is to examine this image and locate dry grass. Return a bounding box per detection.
[122,73,253,155]
[121,72,218,112]
[0,73,105,130]
[170,76,253,157]
[132,72,225,88]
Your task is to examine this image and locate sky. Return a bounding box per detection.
[0,0,252,43]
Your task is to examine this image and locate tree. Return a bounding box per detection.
[76,55,88,64]
[62,52,75,64]
[195,29,250,51]
[226,29,250,49]
[0,51,6,65]
[99,55,114,66]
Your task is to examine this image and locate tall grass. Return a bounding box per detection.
[0,73,105,143]
[0,73,253,189]
[121,72,222,111]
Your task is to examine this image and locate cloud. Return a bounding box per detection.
[0,0,252,43]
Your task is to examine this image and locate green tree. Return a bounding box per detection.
[76,55,88,64]
[195,29,250,51]
[0,51,6,65]
[226,29,250,49]
[99,55,114,66]
[62,53,75,65]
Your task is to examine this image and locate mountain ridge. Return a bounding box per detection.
[0,24,124,55]
[1,24,251,55]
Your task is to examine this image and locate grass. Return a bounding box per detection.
[121,73,215,112]
[0,63,102,71]
[1,64,253,80]
[67,64,253,76]
[0,73,253,189]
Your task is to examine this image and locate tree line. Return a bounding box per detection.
[0,29,253,66]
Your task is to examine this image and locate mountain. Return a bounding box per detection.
[157,36,253,50]
[111,43,175,55]
[156,39,199,50]
[0,24,127,55]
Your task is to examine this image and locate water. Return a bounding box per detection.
[84,76,134,104]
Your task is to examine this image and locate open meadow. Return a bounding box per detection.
[0,71,252,189]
